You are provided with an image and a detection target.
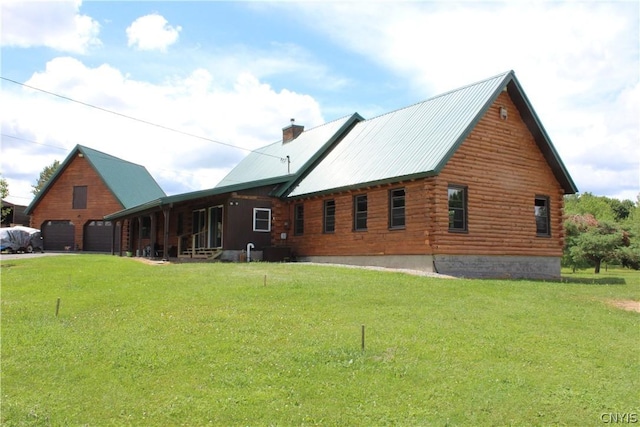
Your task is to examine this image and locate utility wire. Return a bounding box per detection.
[1,133,209,181]
[0,76,285,160]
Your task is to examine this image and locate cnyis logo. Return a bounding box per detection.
[600,413,638,424]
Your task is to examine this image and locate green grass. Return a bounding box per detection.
[1,255,638,426]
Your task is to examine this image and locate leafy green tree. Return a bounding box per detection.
[617,195,640,269]
[1,175,11,226]
[32,160,60,196]
[565,215,629,273]
[564,193,616,222]
[607,198,635,222]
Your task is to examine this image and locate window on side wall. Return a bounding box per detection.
[253,208,271,232]
[354,194,367,231]
[141,216,151,238]
[72,185,87,209]
[294,204,304,235]
[448,185,467,232]
[389,188,405,229]
[535,196,550,236]
[324,200,335,233]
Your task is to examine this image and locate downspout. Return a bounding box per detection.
[246,242,255,262]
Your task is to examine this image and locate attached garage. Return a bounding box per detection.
[83,220,114,252]
[42,220,75,251]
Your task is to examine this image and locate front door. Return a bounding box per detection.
[192,209,207,248]
[208,206,223,248]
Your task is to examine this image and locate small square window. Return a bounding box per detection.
[253,208,271,232]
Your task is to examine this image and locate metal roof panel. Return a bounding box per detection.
[288,72,510,197]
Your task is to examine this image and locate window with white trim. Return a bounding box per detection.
[253,208,271,232]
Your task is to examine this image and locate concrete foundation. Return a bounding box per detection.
[433,254,561,279]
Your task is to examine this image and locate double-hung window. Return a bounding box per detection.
[294,204,304,235]
[253,208,271,232]
[448,185,467,232]
[324,200,336,233]
[535,196,550,236]
[389,188,405,229]
[354,194,367,231]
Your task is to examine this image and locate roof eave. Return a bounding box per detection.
[287,170,438,200]
[505,79,579,194]
[24,144,82,215]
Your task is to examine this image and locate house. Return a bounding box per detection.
[103,114,362,260]
[54,70,575,279]
[1,200,29,227]
[268,70,577,278]
[24,145,166,252]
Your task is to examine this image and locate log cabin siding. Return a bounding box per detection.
[30,154,126,251]
[276,179,434,257]
[432,92,564,257]
[274,92,565,260]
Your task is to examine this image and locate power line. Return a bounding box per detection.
[0,76,285,161]
[1,133,69,151]
[1,133,209,182]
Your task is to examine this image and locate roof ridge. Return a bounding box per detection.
[362,70,513,122]
[78,144,147,168]
[257,113,359,151]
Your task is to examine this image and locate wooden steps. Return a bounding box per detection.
[178,248,223,260]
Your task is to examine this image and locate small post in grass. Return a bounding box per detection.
[264,275,267,286]
[361,324,365,352]
[55,297,61,317]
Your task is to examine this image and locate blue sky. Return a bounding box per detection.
[1,1,638,205]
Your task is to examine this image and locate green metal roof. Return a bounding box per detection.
[286,70,577,198]
[25,145,166,214]
[215,114,362,189]
[104,114,362,220]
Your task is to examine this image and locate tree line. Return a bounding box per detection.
[563,193,640,273]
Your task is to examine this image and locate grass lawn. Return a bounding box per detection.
[1,255,638,426]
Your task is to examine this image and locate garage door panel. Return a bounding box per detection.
[84,220,113,252]
[42,220,74,251]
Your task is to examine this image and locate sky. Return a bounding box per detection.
[1,0,638,207]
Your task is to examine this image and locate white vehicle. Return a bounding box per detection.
[0,226,44,254]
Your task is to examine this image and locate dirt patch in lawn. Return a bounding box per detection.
[607,299,640,313]
[131,257,170,266]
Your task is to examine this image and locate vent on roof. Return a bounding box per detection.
[282,118,304,143]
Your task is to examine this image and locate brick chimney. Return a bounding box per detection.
[282,118,304,143]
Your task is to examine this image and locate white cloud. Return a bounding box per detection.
[283,1,640,200]
[126,13,181,52]
[0,0,100,53]
[1,57,325,202]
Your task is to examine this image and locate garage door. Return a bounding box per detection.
[84,220,114,252]
[42,220,75,251]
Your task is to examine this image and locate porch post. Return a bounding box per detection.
[163,206,170,261]
[150,213,157,258]
[137,216,143,257]
[110,220,116,256]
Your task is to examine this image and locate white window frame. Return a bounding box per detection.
[253,208,271,232]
